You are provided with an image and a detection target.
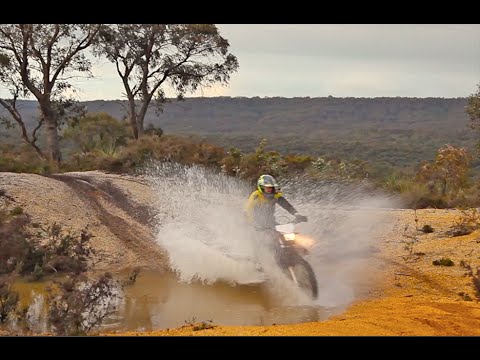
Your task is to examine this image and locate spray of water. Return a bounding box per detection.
[279,175,401,308]
[142,162,400,310]
[144,162,267,286]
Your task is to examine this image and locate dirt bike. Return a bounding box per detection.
[256,217,318,299]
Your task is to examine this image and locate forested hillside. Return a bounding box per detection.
[1,96,474,169]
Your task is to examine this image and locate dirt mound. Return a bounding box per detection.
[0,171,168,272]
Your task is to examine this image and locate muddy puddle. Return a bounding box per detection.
[6,270,334,334]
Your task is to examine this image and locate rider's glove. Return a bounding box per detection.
[295,213,308,223]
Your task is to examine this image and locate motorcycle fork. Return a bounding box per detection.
[287,266,299,284]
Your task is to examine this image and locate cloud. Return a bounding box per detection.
[1,24,479,100]
[218,24,480,62]
[218,50,479,98]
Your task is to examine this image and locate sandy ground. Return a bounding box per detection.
[111,209,480,336]
[1,170,479,336]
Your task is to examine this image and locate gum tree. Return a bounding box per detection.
[466,82,480,153]
[0,24,101,163]
[96,24,239,139]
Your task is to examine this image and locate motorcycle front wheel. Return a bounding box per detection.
[287,258,318,299]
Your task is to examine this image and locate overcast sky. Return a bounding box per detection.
[3,24,480,100]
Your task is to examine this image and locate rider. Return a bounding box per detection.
[245,174,307,229]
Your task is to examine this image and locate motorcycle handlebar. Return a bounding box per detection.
[253,215,308,231]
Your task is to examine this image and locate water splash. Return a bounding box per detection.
[142,162,399,309]
[144,162,267,286]
[279,175,400,308]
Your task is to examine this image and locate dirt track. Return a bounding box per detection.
[0,171,168,272]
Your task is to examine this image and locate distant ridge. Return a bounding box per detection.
[0,96,473,168]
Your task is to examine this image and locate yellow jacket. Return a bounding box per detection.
[245,189,297,228]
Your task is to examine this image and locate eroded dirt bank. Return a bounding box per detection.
[0,171,168,272]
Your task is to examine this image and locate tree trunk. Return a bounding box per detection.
[39,101,62,164]
[441,179,447,197]
[137,102,149,138]
[137,121,144,137]
[128,100,138,140]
